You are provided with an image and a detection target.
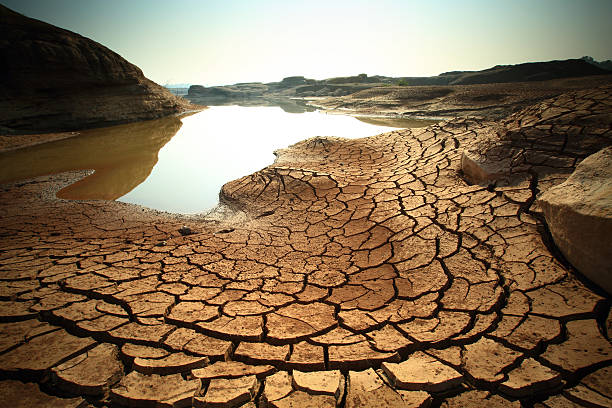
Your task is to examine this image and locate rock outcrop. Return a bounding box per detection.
[538,147,612,294]
[0,5,192,133]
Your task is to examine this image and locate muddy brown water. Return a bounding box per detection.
[0,106,438,213]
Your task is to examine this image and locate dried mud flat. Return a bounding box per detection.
[0,86,611,408]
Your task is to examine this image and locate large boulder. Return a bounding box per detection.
[538,147,612,294]
[0,5,191,133]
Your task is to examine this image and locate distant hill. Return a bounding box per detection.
[187,58,612,103]
[395,59,611,86]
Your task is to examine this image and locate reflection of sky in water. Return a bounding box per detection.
[119,106,397,214]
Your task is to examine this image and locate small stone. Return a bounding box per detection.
[382,351,463,392]
[292,370,344,400]
[194,375,259,408]
[498,358,562,398]
[52,343,123,396]
[178,226,193,236]
[191,361,275,380]
[110,371,200,407]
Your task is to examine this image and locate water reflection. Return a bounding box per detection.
[356,116,438,128]
[185,96,317,113]
[0,116,182,200]
[0,106,438,214]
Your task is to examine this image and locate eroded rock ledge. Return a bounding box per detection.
[0,5,193,133]
[0,86,611,407]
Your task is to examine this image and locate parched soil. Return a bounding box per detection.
[0,86,611,407]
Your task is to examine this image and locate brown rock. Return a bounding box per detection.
[0,5,191,133]
[0,380,84,408]
[538,147,612,295]
[110,371,200,407]
[498,358,562,398]
[191,361,275,380]
[51,343,123,396]
[382,351,463,392]
[194,375,259,408]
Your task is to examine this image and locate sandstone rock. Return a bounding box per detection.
[51,343,123,396]
[0,5,192,133]
[194,375,259,408]
[498,358,561,398]
[538,147,612,295]
[191,361,275,380]
[109,371,200,407]
[0,380,84,408]
[382,351,463,392]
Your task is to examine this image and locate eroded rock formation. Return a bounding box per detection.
[0,5,192,133]
[0,86,610,406]
[538,147,612,295]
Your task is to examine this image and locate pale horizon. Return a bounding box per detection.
[3,0,612,87]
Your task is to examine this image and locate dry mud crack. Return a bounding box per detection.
[1,86,611,407]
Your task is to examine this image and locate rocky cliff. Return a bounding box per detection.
[0,5,193,133]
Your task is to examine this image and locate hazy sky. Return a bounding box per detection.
[3,0,612,86]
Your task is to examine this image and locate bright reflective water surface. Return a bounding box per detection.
[0,106,437,214]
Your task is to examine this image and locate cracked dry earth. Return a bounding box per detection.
[1,85,611,408]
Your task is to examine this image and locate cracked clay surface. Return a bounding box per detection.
[0,85,611,407]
